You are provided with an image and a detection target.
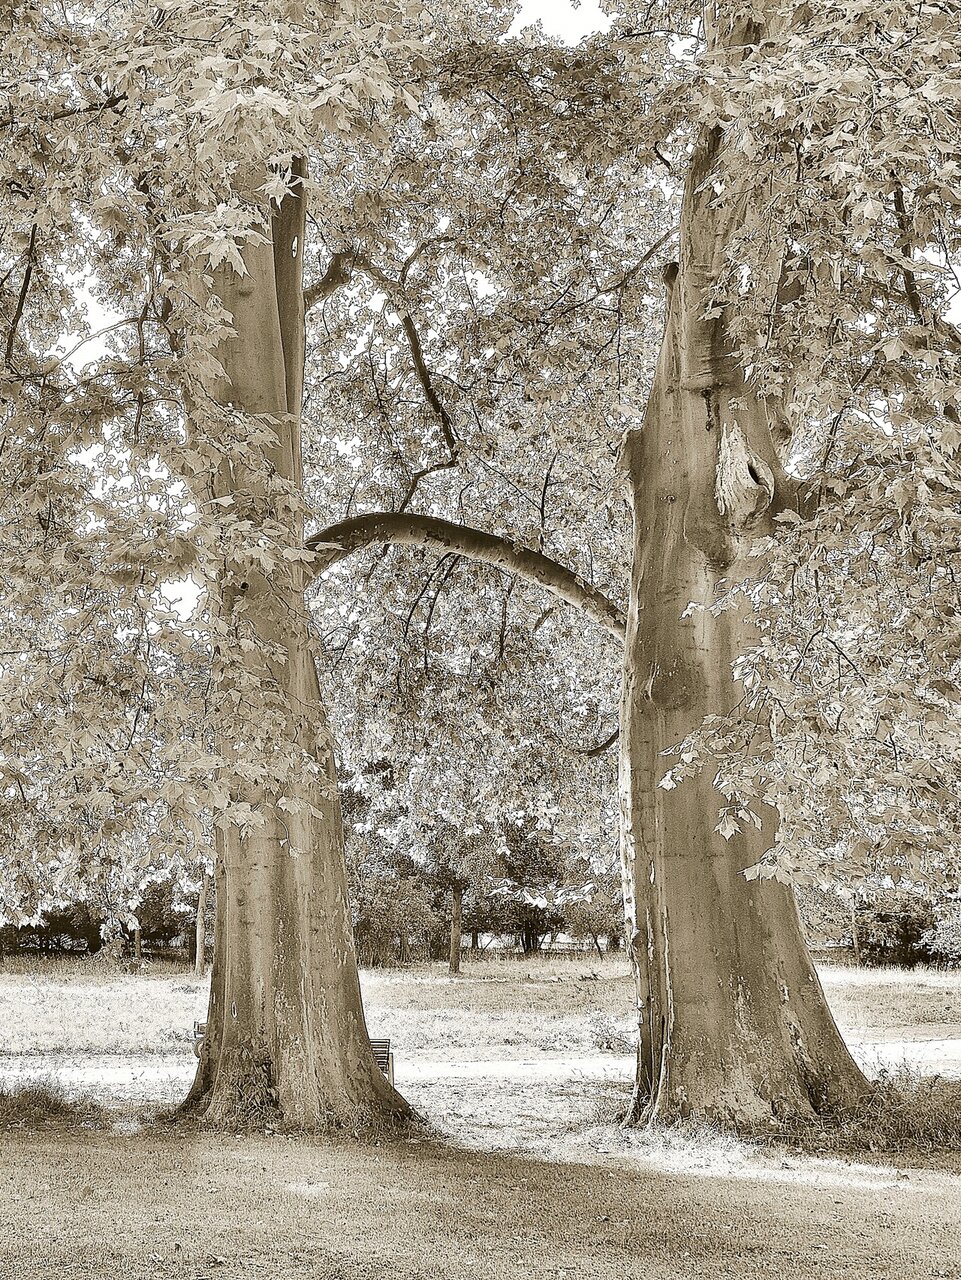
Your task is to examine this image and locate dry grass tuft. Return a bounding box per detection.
[741,1070,961,1157]
[822,1071,961,1153]
[0,1077,108,1130]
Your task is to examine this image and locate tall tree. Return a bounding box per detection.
[617,0,961,1124]
[183,188,408,1128]
[2,0,433,1129]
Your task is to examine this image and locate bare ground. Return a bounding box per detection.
[3,1126,961,1280]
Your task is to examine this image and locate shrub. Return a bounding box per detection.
[0,1079,107,1129]
[855,895,938,967]
[922,905,961,967]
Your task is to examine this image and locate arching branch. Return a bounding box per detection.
[305,512,626,641]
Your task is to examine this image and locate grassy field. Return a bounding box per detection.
[1,952,958,1058]
[2,955,960,1279]
[0,954,639,1058]
[820,963,961,1030]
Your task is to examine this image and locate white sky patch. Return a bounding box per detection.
[54,272,127,372]
[510,0,612,41]
[158,576,203,622]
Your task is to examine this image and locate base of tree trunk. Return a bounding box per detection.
[174,825,417,1136]
[621,866,872,1130]
[178,1031,416,1135]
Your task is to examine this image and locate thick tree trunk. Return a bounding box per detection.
[619,10,870,1128]
[470,928,480,955]
[182,173,410,1131]
[193,870,209,977]
[449,883,463,975]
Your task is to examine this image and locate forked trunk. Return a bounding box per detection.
[619,9,869,1128]
[182,172,410,1131]
[449,884,463,975]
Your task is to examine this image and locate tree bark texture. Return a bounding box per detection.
[449,883,463,975]
[183,173,410,1131]
[619,8,870,1127]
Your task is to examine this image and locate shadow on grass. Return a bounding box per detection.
[585,1071,961,1167]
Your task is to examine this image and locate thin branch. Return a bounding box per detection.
[1,93,126,131]
[303,251,355,310]
[4,223,37,368]
[555,725,620,758]
[397,459,459,514]
[305,247,461,490]
[541,228,676,325]
[399,312,458,454]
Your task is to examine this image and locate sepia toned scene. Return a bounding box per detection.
[2,1,961,1276]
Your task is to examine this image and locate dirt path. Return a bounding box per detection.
[2,1127,959,1280]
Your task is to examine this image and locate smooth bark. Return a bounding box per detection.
[306,513,626,641]
[193,870,209,977]
[182,174,410,1131]
[619,9,870,1127]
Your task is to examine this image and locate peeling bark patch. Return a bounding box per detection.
[702,388,719,433]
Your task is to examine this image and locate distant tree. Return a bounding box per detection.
[923,906,961,968]
[561,871,625,957]
[854,893,938,969]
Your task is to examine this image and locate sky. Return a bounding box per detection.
[511,0,611,41]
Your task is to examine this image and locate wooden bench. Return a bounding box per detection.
[192,1021,394,1085]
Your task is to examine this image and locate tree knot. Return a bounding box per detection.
[715,424,774,530]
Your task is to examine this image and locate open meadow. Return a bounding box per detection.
[1,955,960,1279]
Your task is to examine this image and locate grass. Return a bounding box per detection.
[0,954,637,1058]
[819,963,961,1029]
[0,953,957,1060]
[0,1077,108,1129]
[779,1070,961,1158]
[1,953,959,1278]
[1,952,960,1155]
[0,968,208,1055]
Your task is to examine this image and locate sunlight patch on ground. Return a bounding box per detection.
[557,1123,930,1193]
[286,1181,332,1199]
